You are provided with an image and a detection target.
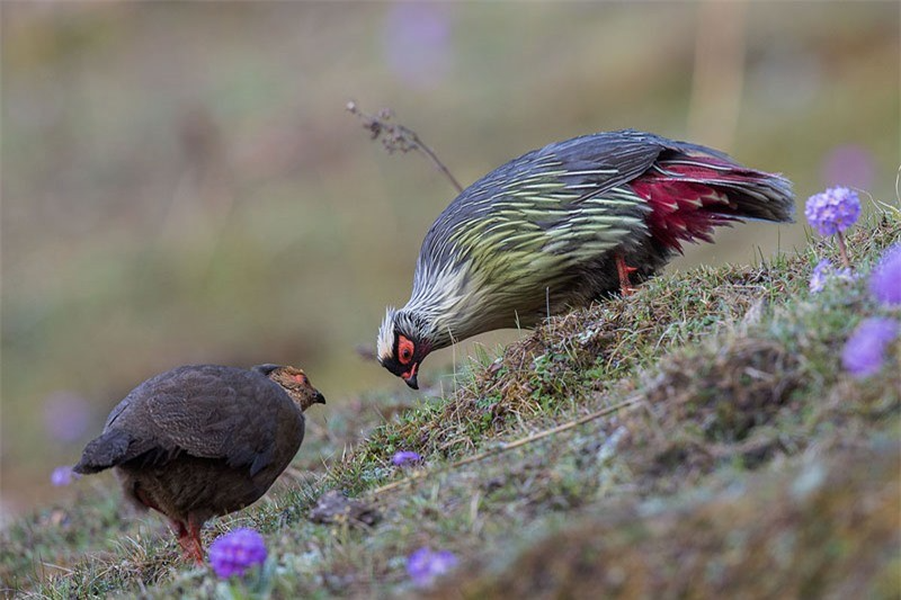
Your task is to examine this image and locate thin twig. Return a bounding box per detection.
[346,100,464,194]
[368,396,641,497]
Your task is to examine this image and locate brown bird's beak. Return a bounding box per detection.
[314,391,326,405]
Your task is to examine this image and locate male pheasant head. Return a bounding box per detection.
[377,308,434,389]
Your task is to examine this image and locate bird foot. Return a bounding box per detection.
[175,520,206,565]
[615,253,638,296]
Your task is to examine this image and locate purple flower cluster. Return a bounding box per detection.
[50,465,80,487]
[208,528,268,579]
[809,258,853,293]
[406,547,458,586]
[869,244,901,306]
[841,317,899,378]
[804,187,861,236]
[392,450,423,466]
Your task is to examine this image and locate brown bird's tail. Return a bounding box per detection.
[73,429,132,474]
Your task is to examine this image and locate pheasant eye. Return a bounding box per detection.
[398,336,415,365]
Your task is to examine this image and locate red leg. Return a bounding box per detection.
[173,519,204,564]
[615,253,638,296]
[186,518,205,565]
[174,521,190,552]
[174,521,192,554]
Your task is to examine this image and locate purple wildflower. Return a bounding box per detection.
[869,244,901,307]
[392,450,423,466]
[809,258,853,293]
[406,547,458,586]
[804,187,861,237]
[208,528,267,579]
[50,465,80,487]
[841,317,899,378]
[809,259,831,293]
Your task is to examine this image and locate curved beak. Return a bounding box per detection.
[314,391,326,405]
[400,362,420,390]
[403,372,419,390]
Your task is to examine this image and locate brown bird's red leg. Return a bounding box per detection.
[173,520,204,564]
[615,253,638,296]
[186,518,205,565]
[174,521,192,557]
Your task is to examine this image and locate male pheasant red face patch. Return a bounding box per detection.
[397,335,415,365]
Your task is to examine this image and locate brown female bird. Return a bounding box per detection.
[73,364,325,563]
[378,130,794,388]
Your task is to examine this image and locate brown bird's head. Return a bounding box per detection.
[254,364,326,411]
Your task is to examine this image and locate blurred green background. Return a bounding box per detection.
[2,2,898,520]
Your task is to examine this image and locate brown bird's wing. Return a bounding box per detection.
[144,366,299,476]
[101,365,299,477]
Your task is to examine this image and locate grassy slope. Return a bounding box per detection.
[2,214,899,598]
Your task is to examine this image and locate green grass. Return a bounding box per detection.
[2,214,899,598]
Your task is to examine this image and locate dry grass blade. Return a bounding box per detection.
[369,396,641,496]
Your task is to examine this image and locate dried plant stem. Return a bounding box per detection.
[836,231,851,268]
[369,396,641,497]
[346,101,464,194]
[407,129,464,194]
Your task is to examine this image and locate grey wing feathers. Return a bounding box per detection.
[417,131,665,273]
[427,131,661,234]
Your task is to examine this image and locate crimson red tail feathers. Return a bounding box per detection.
[631,154,794,252]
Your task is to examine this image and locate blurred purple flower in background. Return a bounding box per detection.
[406,547,458,586]
[804,187,861,237]
[821,144,876,191]
[383,3,453,89]
[209,528,268,578]
[841,317,899,378]
[809,258,853,293]
[43,391,91,443]
[392,450,423,466]
[809,259,831,293]
[869,244,901,307]
[50,465,80,487]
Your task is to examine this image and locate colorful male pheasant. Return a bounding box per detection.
[378,129,794,388]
